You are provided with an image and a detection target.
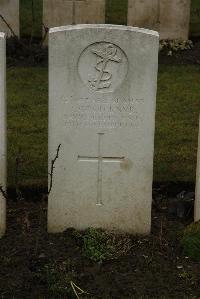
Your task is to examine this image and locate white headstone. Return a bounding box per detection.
[128,0,159,32]
[48,25,159,234]
[128,0,191,40]
[159,0,191,40]
[195,117,200,222]
[0,0,19,37]
[0,33,6,238]
[43,0,105,40]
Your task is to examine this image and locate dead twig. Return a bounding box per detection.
[0,14,17,38]
[22,210,30,234]
[34,203,43,255]
[40,23,49,46]
[70,281,90,299]
[48,144,61,195]
[0,14,34,53]
[159,217,163,246]
[15,148,24,200]
[0,185,8,200]
[159,215,168,248]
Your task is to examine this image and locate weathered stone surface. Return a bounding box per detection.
[43,0,105,39]
[160,0,191,40]
[0,33,6,238]
[73,0,105,24]
[48,25,159,234]
[128,0,191,40]
[0,0,19,37]
[195,117,200,222]
[128,0,159,32]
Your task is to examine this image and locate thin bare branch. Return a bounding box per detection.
[70,281,90,299]
[0,14,17,38]
[0,185,8,200]
[15,148,24,200]
[48,144,61,195]
[41,23,49,46]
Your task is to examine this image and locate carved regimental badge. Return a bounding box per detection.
[78,42,128,93]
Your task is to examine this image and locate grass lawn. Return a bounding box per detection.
[106,0,128,25]
[190,0,200,37]
[7,65,200,188]
[20,0,43,38]
[155,65,200,183]
[7,67,48,188]
[9,0,200,188]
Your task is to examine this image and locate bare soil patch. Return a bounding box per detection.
[0,188,199,298]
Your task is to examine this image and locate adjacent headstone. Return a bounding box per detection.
[0,0,19,37]
[43,0,105,40]
[195,117,200,222]
[48,24,159,234]
[128,0,159,32]
[128,0,191,40]
[0,33,6,238]
[159,0,191,40]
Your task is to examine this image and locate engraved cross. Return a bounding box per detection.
[66,0,86,25]
[78,133,125,206]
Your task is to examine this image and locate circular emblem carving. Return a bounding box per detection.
[78,42,128,93]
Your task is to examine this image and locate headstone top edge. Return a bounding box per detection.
[49,24,159,37]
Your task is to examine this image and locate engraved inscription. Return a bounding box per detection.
[64,97,144,129]
[89,44,122,91]
[78,42,128,93]
[78,133,125,205]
